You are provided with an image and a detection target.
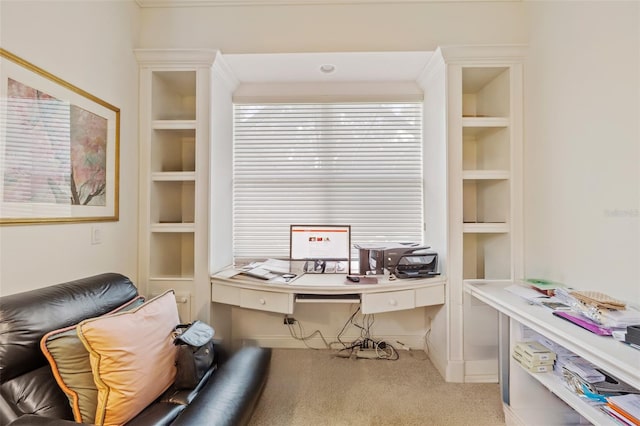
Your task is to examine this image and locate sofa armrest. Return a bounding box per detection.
[171,346,271,426]
[8,415,87,426]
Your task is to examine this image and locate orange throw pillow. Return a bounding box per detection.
[77,290,180,426]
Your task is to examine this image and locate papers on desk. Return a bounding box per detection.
[506,284,572,311]
[506,284,551,304]
[221,259,300,284]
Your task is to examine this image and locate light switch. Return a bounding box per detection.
[91,226,102,245]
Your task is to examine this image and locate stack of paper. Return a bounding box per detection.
[563,358,605,383]
[606,394,640,425]
[512,341,556,373]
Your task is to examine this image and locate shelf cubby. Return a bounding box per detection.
[151,70,196,121]
[463,179,510,224]
[462,67,510,118]
[151,181,195,224]
[149,232,194,278]
[463,233,511,280]
[463,125,510,171]
[151,128,196,173]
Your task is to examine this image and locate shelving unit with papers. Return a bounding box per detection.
[466,281,640,425]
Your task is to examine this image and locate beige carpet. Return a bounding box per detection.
[248,348,506,426]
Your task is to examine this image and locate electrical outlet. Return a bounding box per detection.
[283,317,296,325]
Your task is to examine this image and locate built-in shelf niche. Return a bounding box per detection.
[151,129,196,173]
[150,232,194,278]
[463,233,511,280]
[151,181,195,224]
[462,67,510,118]
[151,71,196,121]
[463,179,509,224]
[463,126,510,171]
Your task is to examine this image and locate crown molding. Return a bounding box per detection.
[213,54,240,91]
[136,0,519,7]
[134,48,219,66]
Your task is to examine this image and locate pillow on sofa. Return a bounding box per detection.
[77,290,180,426]
[40,296,145,424]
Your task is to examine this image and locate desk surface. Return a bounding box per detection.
[465,280,640,392]
[211,268,446,295]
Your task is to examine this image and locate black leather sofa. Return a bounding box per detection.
[0,273,271,426]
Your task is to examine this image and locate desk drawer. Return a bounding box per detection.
[240,289,294,314]
[211,283,240,305]
[361,290,415,314]
[415,284,445,307]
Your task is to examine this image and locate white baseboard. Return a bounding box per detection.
[503,404,525,426]
[464,358,499,383]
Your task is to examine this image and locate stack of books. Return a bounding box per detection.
[513,341,556,373]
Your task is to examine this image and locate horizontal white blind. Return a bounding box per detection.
[233,103,423,259]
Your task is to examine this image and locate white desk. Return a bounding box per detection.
[211,270,446,314]
[465,280,640,426]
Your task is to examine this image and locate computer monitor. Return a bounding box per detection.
[289,225,351,273]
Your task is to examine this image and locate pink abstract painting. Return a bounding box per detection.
[4,78,107,206]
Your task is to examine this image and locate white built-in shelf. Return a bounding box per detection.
[462,117,510,128]
[463,223,509,233]
[465,281,640,426]
[151,223,195,233]
[523,365,617,426]
[462,170,510,180]
[149,274,195,281]
[151,120,197,130]
[151,172,196,181]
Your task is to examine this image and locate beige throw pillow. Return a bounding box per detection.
[40,296,145,424]
[77,290,180,426]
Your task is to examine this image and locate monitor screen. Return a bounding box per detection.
[289,225,351,261]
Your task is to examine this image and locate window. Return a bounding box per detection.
[233,102,423,259]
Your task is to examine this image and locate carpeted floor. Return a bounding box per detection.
[248,348,506,426]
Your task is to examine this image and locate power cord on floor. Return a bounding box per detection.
[330,306,399,361]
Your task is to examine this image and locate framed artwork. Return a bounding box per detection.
[0,49,119,224]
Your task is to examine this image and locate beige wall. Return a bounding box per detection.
[138,2,527,52]
[0,0,140,295]
[524,1,640,303]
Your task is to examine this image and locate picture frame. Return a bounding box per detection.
[0,49,120,224]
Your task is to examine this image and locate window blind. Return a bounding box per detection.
[233,102,424,259]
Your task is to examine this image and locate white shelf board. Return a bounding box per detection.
[151,171,196,181]
[148,275,194,281]
[463,223,510,233]
[464,281,640,391]
[151,223,195,232]
[151,119,197,130]
[522,366,616,426]
[462,170,510,180]
[462,117,510,128]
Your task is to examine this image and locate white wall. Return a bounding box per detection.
[0,0,140,295]
[138,2,527,52]
[524,1,640,304]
